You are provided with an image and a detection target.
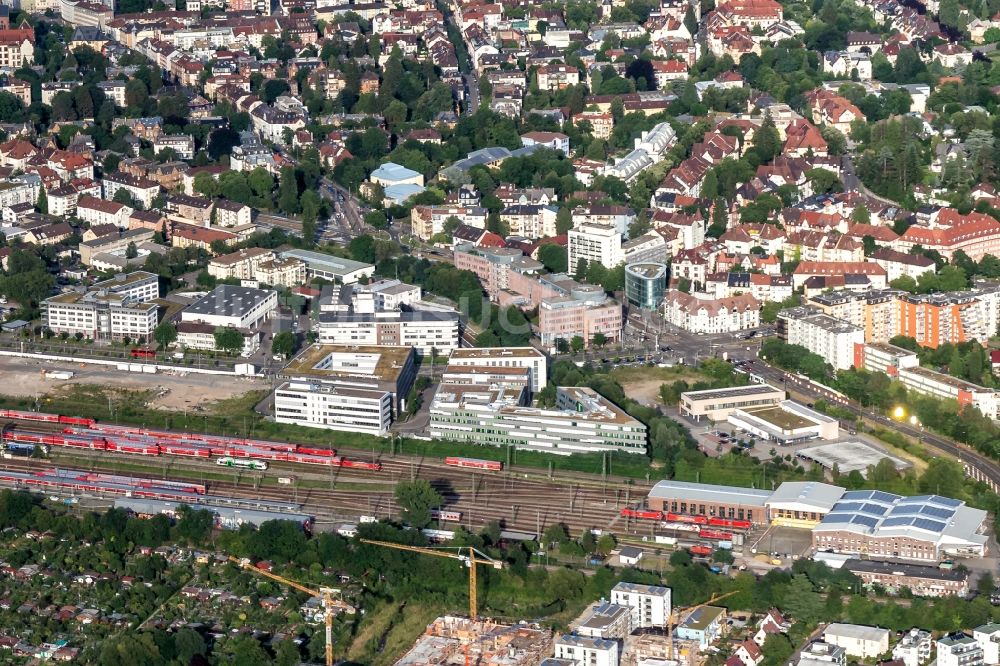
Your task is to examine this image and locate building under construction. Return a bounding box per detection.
[396,616,553,666]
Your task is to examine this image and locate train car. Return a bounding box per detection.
[241,439,297,453]
[421,528,455,542]
[3,410,61,423]
[621,508,663,520]
[216,456,268,471]
[117,443,159,456]
[297,446,336,457]
[664,512,710,525]
[660,521,700,532]
[130,348,156,359]
[698,529,733,541]
[689,544,713,556]
[160,444,211,458]
[240,448,288,462]
[287,453,342,465]
[58,416,95,427]
[706,517,751,530]
[3,442,47,457]
[338,459,381,471]
[444,457,503,471]
[430,509,462,522]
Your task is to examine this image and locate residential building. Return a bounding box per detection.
[897,365,1000,419]
[846,561,969,598]
[973,625,1000,666]
[576,602,633,640]
[429,385,647,455]
[871,247,935,283]
[854,342,920,377]
[823,624,890,660]
[77,195,132,228]
[214,199,253,227]
[663,291,760,334]
[354,279,421,311]
[171,223,236,252]
[554,635,619,666]
[101,172,160,209]
[568,222,623,269]
[799,642,847,666]
[937,634,985,666]
[777,307,865,371]
[892,629,934,666]
[676,606,727,648]
[610,582,671,630]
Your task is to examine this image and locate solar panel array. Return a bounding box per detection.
[817,490,962,538]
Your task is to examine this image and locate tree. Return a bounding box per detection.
[570,335,584,353]
[277,166,300,214]
[752,113,781,163]
[542,522,569,546]
[36,188,47,214]
[394,479,442,528]
[272,331,297,358]
[213,327,244,355]
[537,243,568,273]
[154,322,176,349]
[592,332,608,347]
[125,242,138,259]
[349,235,377,263]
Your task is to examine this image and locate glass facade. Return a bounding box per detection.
[625,263,667,310]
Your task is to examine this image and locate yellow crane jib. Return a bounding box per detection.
[229,557,355,666]
[359,539,503,621]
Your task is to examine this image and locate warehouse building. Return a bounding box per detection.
[765,482,845,528]
[115,497,313,531]
[646,480,771,524]
[812,490,988,561]
[180,284,277,330]
[679,384,785,422]
[278,249,374,284]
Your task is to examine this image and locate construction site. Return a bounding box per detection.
[395,616,553,666]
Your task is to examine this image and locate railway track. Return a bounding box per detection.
[0,419,649,535]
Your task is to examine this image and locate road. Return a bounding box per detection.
[748,359,1000,492]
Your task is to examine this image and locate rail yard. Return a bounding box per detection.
[0,410,647,536]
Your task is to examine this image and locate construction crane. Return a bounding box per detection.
[229,557,355,666]
[666,590,738,661]
[359,538,502,620]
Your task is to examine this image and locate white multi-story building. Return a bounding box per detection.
[973,624,1000,665]
[823,625,890,660]
[101,172,160,209]
[273,380,392,436]
[77,195,132,228]
[180,285,277,330]
[354,279,422,311]
[778,307,864,371]
[897,366,1000,420]
[42,272,159,342]
[938,633,984,666]
[568,222,622,270]
[429,385,647,455]
[554,635,619,666]
[893,629,933,666]
[316,310,459,355]
[447,347,547,393]
[854,342,920,377]
[610,582,671,630]
[663,291,760,334]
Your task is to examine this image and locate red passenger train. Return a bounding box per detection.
[444,457,503,471]
[0,410,382,471]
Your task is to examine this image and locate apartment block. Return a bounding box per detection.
[610,582,671,629]
[853,342,919,377]
[568,222,623,270]
[892,629,934,666]
[897,365,1000,419]
[778,306,865,371]
[937,633,984,666]
[101,171,160,209]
